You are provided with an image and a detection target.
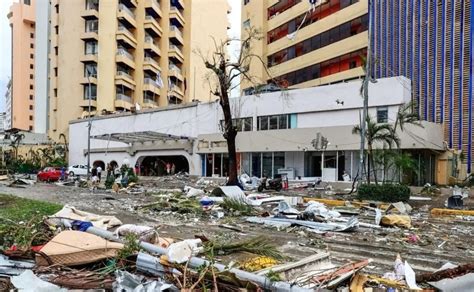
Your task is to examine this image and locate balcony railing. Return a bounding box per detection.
[169,44,182,54]
[144,77,157,85]
[144,57,159,67]
[116,70,132,79]
[169,64,182,74]
[117,48,134,60]
[144,98,157,105]
[144,36,155,44]
[170,25,182,37]
[118,4,135,18]
[83,95,97,100]
[116,93,132,102]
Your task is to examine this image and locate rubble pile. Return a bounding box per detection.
[0,175,473,291]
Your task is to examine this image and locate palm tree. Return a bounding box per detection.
[394,101,422,131]
[353,116,399,184]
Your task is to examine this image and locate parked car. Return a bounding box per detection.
[67,164,90,176]
[37,167,64,182]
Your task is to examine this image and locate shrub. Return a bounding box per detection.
[357,183,411,202]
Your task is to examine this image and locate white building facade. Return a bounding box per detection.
[69,77,445,184]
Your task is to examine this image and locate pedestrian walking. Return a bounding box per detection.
[97,165,102,182]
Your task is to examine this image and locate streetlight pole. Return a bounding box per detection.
[358,0,373,184]
[86,68,92,180]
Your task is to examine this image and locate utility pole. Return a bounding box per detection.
[358,0,373,183]
[86,68,92,180]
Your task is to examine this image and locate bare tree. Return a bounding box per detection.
[201,28,276,185]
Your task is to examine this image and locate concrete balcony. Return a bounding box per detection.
[143,98,158,108]
[116,49,135,69]
[80,75,97,84]
[169,25,184,45]
[81,7,99,19]
[144,0,162,18]
[144,15,162,37]
[115,93,133,110]
[80,30,98,41]
[168,65,183,80]
[143,57,161,72]
[170,84,184,99]
[143,78,161,95]
[144,37,161,56]
[80,98,97,108]
[174,0,185,9]
[168,45,184,63]
[115,71,136,90]
[117,26,137,48]
[117,4,136,28]
[81,53,98,63]
[169,7,185,26]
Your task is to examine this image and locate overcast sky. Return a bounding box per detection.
[0,0,241,111]
[0,0,13,112]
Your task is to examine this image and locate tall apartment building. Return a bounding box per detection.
[7,0,36,131]
[371,0,474,173]
[48,0,230,141]
[241,0,368,93]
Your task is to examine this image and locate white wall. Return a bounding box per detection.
[68,76,413,174]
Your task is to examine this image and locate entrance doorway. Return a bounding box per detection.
[137,155,189,176]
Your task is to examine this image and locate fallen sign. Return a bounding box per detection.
[246,216,359,233]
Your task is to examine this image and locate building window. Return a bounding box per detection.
[84,84,97,100]
[85,19,98,33]
[29,84,34,90]
[29,115,33,121]
[54,89,57,97]
[243,19,251,28]
[30,43,34,49]
[55,4,59,14]
[267,14,368,67]
[29,105,33,110]
[54,68,58,76]
[55,25,59,34]
[30,64,33,69]
[54,46,58,55]
[30,32,34,38]
[267,0,360,43]
[24,0,31,5]
[85,41,98,55]
[30,53,34,59]
[220,117,253,132]
[30,74,33,79]
[244,0,250,4]
[377,107,388,123]
[258,114,291,131]
[240,152,286,178]
[84,63,97,77]
[29,95,33,100]
[274,48,367,86]
[86,0,99,10]
[268,0,302,20]
[29,126,33,131]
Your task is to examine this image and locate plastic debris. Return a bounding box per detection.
[184,185,205,197]
[113,270,176,292]
[115,224,159,243]
[11,270,66,292]
[166,239,203,264]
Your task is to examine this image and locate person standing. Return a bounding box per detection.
[96,165,102,182]
[171,163,176,175]
[165,162,171,175]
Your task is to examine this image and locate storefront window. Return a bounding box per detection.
[262,153,273,178]
[251,153,261,177]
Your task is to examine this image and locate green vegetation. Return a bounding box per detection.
[205,236,284,260]
[220,198,254,216]
[357,183,411,202]
[0,194,62,249]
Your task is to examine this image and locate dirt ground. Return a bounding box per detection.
[1,177,473,278]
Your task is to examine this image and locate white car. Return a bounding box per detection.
[67,164,90,176]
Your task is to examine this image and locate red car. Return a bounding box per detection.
[37,167,66,182]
